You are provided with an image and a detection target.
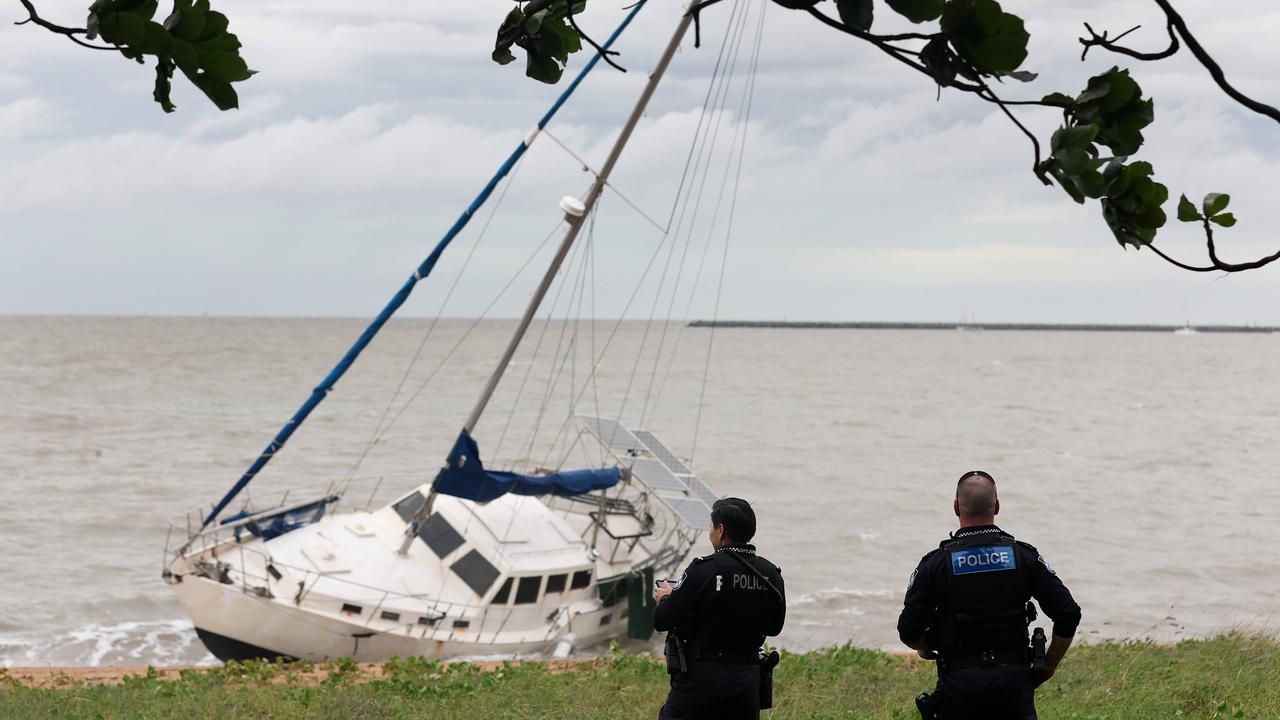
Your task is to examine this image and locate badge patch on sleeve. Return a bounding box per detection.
[950,546,1017,575]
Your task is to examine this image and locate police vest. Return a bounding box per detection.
[682,549,782,652]
[935,529,1032,657]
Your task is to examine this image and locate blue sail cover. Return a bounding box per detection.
[433,430,621,503]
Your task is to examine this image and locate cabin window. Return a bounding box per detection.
[571,569,592,590]
[453,620,470,629]
[514,576,542,605]
[599,613,612,627]
[545,574,568,594]
[418,513,466,558]
[492,577,513,604]
[341,603,363,615]
[266,564,282,581]
[417,615,438,626]
[380,611,401,622]
[392,492,426,523]
[451,549,500,597]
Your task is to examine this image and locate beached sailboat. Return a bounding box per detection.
[162,1,762,662]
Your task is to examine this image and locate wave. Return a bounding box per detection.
[0,619,215,668]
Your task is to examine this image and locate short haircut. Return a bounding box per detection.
[955,470,998,517]
[711,497,756,543]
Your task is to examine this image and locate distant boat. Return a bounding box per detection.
[955,310,982,332]
[1173,322,1199,336]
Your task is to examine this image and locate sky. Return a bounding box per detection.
[2,0,1279,324]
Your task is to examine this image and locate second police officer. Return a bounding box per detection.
[898,471,1082,720]
[653,497,786,720]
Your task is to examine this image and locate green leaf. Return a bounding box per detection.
[170,38,199,72]
[1210,212,1237,227]
[98,11,147,46]
[1040,92,1074,108]
[1006,70,1037,82]
[153,56,176,113]
[135,21,172,55]
[1177,194,1201,222]
[183,68,238,110]
[1202,192,1230,216]
[886,0,944,23]
[836,0,874,32]
[920,36,956,86]
[940,0,1029,75]
[198,50,252,83]
[199,11,229,41]
[171,4,205,42]
[525,49,563,84]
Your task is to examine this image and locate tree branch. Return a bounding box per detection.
[1080,21,1178,61]
[1082,0,1280,124]
[15,0,117,50]
[1201,217,1280,272]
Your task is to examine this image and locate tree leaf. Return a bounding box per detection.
[171,4,205,42]
[1040,92,1074,108]
[1177,194,1202,222]
[1202,192,1230,216]
[1210,212,1237,227]
[153,56,176,113]
[198,50,252,83]
[836,0,874,32]
[199,10,229,41]
[920,36,956,86]
[1006,70,1038,82]
[886,0,944,23]
[135,21,172,55]
[941,0,1029,75]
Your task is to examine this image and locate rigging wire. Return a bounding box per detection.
[693,0,767,465]
[536,0,762,472]
[649,2,768,426]
[542,129,670,234]
[490,218,592,463]
[341,154,531,486]
[623,0,754,431]
[358,218,569,449]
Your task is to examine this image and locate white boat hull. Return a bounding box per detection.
[173,572,635,662]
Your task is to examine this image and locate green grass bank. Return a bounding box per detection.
[3,634,1277,719]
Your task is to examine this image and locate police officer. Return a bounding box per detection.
[653,497,786,720]
[897,471,1082,720]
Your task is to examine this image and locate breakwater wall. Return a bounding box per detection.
[688,321,1280,334]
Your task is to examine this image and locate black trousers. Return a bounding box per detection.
[658,662,760,720]
[937,664,1036,720]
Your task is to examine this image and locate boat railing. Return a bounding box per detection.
[165,475,411,562]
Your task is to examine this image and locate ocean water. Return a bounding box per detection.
[2,316,1278,666]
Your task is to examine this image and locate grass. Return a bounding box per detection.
[2,634,1278,719]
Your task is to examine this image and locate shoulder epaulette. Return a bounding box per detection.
[1014,539,1039,554]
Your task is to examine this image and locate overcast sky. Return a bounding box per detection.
[2,0,1279,324]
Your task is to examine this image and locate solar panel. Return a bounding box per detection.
[663,496,712,529]
[685,476,719,507]
[633,431,692,474]
[579,416,645,453]
[629,458,688,492]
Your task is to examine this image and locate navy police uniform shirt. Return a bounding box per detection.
[897,525,1081,653]
[653,543,786,653]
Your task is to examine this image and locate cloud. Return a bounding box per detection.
[0,97,55,140]
[1,0,1279,322]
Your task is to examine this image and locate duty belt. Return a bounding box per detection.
[938,648,1028,671]
[687,646,760,664]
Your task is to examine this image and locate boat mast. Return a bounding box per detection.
[408,9,695,539]
[191,2,651,534]
[464,13,694,437]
